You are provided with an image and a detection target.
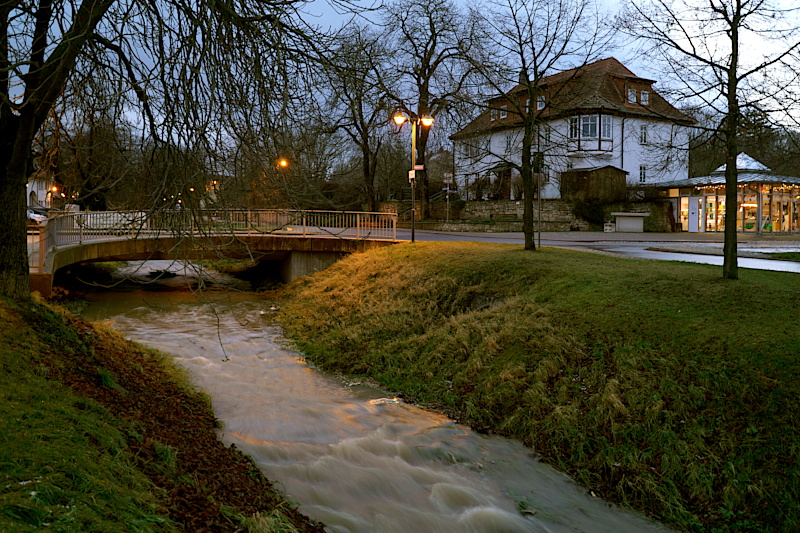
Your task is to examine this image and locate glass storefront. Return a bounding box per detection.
[669,184,800,234]
[679,197,689,231]
[739,189,758,233]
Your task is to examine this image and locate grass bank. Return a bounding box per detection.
[278,241,800,532]
[0,297,324,532]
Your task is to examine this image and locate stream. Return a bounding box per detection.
[80,260,671,533]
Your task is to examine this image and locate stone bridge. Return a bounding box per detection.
[29,209,398,296]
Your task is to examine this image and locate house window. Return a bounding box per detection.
[500,105,508,119]
[581,115,598,138]
[601,116,612,140]
[536,96,545,110]
[570,115,608,139]
[569,117,579,139]
[639,124,648,144]
[466,142,479,162]
[541,165,550,182]
[566,162,574,170]
[538,124,551,145]
[640,90,649,105]
[628,88,637,104]
[639,165,647,183]
[505,133,516,154]
[532,152,544,173]
[490,108,497,122]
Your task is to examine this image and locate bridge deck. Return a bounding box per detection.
[28,209,399,295]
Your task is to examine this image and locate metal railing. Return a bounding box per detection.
[28,209,398,271]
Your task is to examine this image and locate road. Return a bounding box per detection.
[396,229,800,274]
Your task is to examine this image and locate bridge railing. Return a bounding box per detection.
[28,208,398,270]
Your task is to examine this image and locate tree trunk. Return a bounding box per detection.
[722,13,740,281]
[722,133,739,280]
[521,121,536,250]
[362,150,377,212]
[0,143,33,300]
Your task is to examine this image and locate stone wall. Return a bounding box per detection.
[379,198,674,232]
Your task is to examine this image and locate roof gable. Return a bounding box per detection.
[713,153,771,173]
[451,57,694,140]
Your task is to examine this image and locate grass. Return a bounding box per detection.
[0,301,169,532]
[277,241,800,532]
[0,297,323,532]
[768,251,800,261]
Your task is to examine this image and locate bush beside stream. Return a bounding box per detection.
[278,241,800,532]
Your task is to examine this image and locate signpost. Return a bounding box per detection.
[442,173,455,222]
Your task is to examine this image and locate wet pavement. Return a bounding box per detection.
[398,229,800,273]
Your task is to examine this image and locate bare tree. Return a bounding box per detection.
[0,0,332,299]
[621,0,800,279]
[463,0,611,250]
[38,87,140,210]
[381,0,480,219]
[325,25,393,212]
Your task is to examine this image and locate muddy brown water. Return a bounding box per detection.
[81,260,672,533]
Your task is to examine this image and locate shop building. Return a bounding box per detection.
[656,153,800,234]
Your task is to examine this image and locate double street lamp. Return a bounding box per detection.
[393,112,433,242]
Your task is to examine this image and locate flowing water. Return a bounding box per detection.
[82,261,671,533]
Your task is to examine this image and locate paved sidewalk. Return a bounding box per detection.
[534,231,800,246]
[409,229,800,262]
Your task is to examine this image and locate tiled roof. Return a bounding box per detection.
[451,57,695,140]
[650,172,800,188]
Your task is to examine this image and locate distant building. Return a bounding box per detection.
[26,173,58,208]
[655,153,800,233]
[450,57,695,200]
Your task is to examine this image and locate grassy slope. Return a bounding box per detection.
[0,297,323,532]
[0,303,165,531]
[278,241,800,533]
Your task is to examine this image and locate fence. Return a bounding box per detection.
[28,209,398,271]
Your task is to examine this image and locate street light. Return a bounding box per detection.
[393,111,433,242]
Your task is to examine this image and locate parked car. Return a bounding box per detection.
[27,208,49,225]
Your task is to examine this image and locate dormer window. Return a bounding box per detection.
[500,105,508,119]
[640,90,649,105]
[536,96,545,110]
[628,89,637,104]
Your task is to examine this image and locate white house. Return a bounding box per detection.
[26,175,58,208]
[450,58,695,200]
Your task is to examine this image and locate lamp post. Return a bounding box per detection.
[393,112,433,242]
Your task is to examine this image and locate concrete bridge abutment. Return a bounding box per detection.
[278,251,348,283]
